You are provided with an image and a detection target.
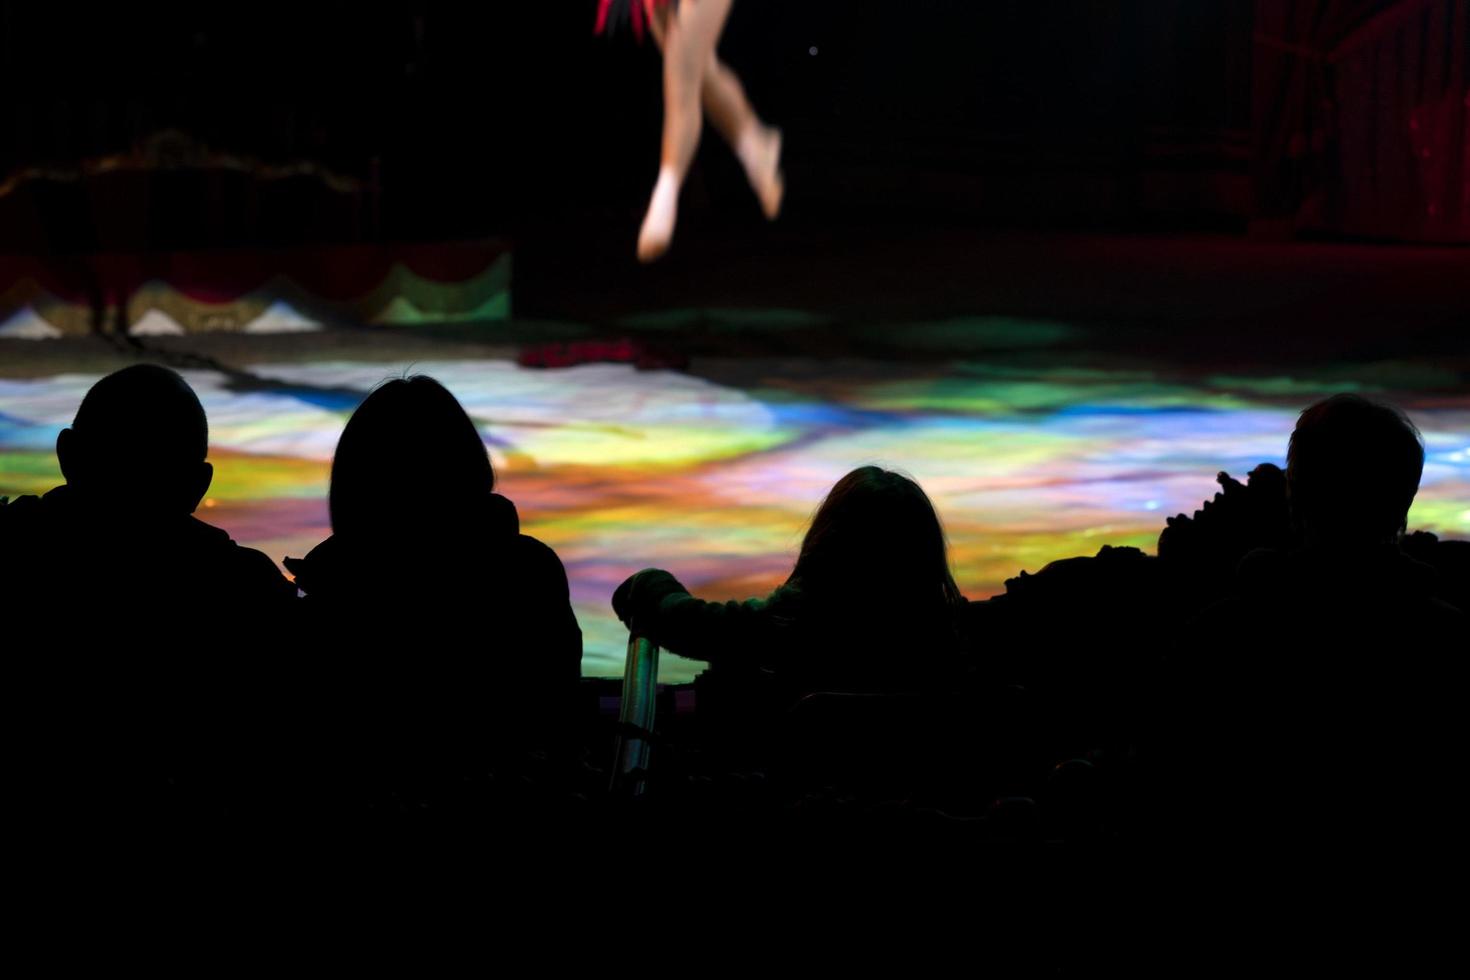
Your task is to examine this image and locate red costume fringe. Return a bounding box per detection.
[596,0,675,41]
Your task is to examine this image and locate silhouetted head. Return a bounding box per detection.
[788,466,962,610]
[56,364,212,517]
[1287,394,1424,548]
[329,375,495,541]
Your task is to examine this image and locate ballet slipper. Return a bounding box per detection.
[638,168,681,263]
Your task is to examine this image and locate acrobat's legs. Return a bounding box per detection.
[639,0,739,262]
[638,0,730,261]
[638,0,784,262]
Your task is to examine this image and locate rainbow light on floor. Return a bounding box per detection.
[3,354,1467,682]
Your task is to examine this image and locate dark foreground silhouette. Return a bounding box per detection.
[1,376,1463,873]
[281,376,584,810]
[0,365,296,824]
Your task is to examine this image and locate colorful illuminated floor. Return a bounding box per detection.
[2,344,1467,681]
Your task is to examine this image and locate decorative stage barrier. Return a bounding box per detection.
[0,241,511,339]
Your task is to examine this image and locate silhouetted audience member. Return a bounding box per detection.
[1223,393,1461,640]
[5,365,1464,843]
[1176,394,1463,843]
[0,364,294,612]
[283,376,582,798]
[613,466,971,702]
[966,467,1294,773]
[0,364,296,820]
[966,544,1182,762]
[1157,463,1292,606]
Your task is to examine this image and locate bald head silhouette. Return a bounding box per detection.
[56,364,213,518]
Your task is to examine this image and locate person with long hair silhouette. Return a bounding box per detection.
[612,466,967,696]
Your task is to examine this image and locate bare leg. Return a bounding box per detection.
[638,0,734,262]
[702,56,784,220]
[649,8,777,181]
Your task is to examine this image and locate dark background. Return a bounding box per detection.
[0,1,1262,247]
[0,1,1463,254]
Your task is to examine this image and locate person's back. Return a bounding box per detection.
[967,544,1184,761]
[285,497,581,741]
[283,376,582,800]
[1176,395,1462,845]
[0,364,296,826]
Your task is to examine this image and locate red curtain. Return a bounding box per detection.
[1253,0,1468,241]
